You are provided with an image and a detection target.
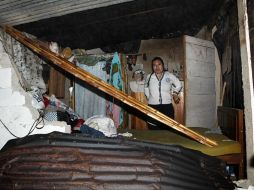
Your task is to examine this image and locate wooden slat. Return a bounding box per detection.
[3,26,218,147]
[48,67,66,98]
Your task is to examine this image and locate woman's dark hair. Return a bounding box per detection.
[152,56,164,64]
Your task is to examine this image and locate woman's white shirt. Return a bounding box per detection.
[144,71,181,105]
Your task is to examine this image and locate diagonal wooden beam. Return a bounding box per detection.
[3,26,218,147]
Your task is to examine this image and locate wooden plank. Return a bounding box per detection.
[131,92,148,129]
[237,0,254,182]
[3,26,218,147]
[48,67,66,98]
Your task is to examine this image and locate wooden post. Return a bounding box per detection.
[237,0,254,182]
[3,26,218,147]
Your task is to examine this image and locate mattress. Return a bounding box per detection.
[118,127,241,156]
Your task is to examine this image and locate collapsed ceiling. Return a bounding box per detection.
[2,0,221,50]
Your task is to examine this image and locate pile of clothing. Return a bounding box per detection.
[29,87,118,138]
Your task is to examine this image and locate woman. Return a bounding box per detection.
[144,57,182,129]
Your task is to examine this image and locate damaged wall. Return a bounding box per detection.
[213,1,244,109]
[214,0,254,181]
[0,30,70,150]
[1,32,47,92]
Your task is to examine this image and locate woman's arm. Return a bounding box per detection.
[171,74,182,104]
[171,74,182,95]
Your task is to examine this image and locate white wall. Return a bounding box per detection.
[184,36,216,128]
[0,33,71,150]
[137,38,183,78]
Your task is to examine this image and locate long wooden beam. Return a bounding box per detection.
[4,26,217,147]
[237,0,254,180]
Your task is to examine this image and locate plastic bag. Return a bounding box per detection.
[84,115,117,137]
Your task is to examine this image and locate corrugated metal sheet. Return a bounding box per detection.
[0,0,134,26]
[0,132,235,190]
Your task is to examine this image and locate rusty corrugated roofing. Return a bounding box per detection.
[0,132,235,190]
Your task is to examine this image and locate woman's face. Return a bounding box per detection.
[152,60,164,74]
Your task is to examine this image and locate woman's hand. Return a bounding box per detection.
[173,94,180,104]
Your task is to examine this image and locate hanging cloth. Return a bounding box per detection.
[106,53,124,127]
[75,60,107,120]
